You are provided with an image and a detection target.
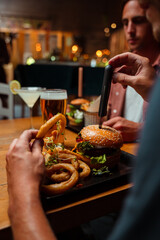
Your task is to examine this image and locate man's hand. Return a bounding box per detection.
[6,130,44,203]
[6,130,57,240]
[103,117,143,142]
[109,52,156,101]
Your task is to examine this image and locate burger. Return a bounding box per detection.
[66,98,90,126]
[70,98,90,106]
[74,125,123,174]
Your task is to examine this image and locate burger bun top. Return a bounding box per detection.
[80,125,123,149]
[70,98,90,106]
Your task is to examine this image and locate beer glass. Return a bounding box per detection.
[40,89,68,123]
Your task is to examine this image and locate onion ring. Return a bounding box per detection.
[57,152,79,170]
[36,113,66,140]
[58,148,91,166]
[49,159,90,182]
[51,171,70,182]
[78,160,91,178]
[42,163,79,195]
[46,153,79,182]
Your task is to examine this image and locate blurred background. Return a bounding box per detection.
[0,0,130,119]
[0,0,127,68]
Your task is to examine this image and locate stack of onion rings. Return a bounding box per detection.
[43,149,91,195]
[36,113,91,196]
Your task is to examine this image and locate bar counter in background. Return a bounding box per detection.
[15,63,105,97]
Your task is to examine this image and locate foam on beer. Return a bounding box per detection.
[41,90,67,100]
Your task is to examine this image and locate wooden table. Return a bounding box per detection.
[0,117,138,238]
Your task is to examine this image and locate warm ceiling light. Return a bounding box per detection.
[83,54,89,60]
[104,27,110,33]
[96,50,102,58]
[105,32,111,37]
[102,57,108,63]
[72,45,78,53]
[103,49,111,55]
[111,23,117,29]
[36,43,41,52]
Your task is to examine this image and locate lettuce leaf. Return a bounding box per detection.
[77,141,94,154]
[92,166,111,176]
[91,154,107,164]
[75,119,83,123]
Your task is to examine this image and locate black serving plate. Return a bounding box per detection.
[41,151,136,211]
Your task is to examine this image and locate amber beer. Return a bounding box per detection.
[40,89,67,122]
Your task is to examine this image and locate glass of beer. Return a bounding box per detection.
[40,89,68,123]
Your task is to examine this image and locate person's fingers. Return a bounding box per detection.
[117,65,134,75]
[112,72,136,88]
[109,52,135,67]
[109,52,143,69]
[111,123,122,130]
[8,138,18,152]
[32,138,44,155]
[102,118,118,126]
[6,138,18,161]
[18,130,39,148]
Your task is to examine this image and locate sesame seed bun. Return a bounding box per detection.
[70,98,90,106]
[80,125,123,149]
[75,125,123,169]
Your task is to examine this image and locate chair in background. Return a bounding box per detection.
[0,83,14,119]
[3,62,14,83]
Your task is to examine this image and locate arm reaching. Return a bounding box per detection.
[103,117,143,142]
[6,129,57,240]
[109,52,156,101]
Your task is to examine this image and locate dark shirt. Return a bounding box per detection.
[0,37,10,83]
[108,77,160,240]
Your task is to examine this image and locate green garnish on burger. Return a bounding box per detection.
[74,125,123,173]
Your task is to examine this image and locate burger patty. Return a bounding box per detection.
[79,146,120,157]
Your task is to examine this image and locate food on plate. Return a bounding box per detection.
[73,125,123,173]
[36,115,122,196]
[36,113,91,196]
[80,103,90,111]
[70,98,90,106]
[66,105,84,126]
[42,163,79,195]
[42,144,91,196]
[81,96,100,112]
[36,113,66,144]
[66,98,90,126]
[78,160,91,178]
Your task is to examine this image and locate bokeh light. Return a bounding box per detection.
[36,43,41,52]
[96,50,103,58]
[111,23,117,29]
[72,45,79,53]
[104,27,110,33]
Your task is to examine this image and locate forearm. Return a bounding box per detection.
[8,189,57,240]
